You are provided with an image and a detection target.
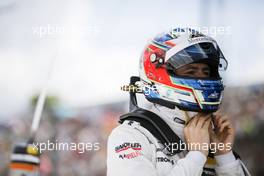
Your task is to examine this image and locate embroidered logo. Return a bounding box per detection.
[119,151,142,159]
[115,142,142,153]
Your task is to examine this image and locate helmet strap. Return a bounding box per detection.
[183,111,191,125]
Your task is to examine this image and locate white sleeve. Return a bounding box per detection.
[107,125,207,176]
[214,151,251,176]
[167,151,207,176]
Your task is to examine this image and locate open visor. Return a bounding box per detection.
[166,42,228,71]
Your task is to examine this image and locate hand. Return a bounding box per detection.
[209,114,235,155]
[184,113,211,157]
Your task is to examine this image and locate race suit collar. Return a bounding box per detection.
[148,104,197,140]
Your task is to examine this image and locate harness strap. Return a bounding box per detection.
[120,108,184,155]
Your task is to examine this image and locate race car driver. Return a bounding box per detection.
[107,28,250,176]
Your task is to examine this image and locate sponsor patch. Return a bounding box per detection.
[119,151,142,159]
[115,142,142,153]
[156,157,174,164]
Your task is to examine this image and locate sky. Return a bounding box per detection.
[0,0,263,117]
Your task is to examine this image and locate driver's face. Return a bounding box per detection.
[174,63,210,78]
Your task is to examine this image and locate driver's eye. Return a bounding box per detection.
[184,71,195,75]
[204,71,210,75]
[203,69,210,76]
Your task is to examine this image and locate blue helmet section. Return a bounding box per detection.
[142,77,224,112]
[170,77,224,112]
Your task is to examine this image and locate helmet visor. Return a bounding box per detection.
[167,42,228,71]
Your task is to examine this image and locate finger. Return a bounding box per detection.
[214,115,223,128]
[219,120,232,133]
[224,127,235,136]
[197,114,211,128]
[208,122,217,141]
[210,115,216,130]
[208,124,214,136]
[202,117,212,129]
[187,115,199,127]
[194,113,207,127]
[210,119,215,130]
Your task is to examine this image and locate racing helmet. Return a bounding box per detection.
[139,28,228,112]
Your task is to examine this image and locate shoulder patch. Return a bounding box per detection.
[114,142,143,160]
[115,142,142,153]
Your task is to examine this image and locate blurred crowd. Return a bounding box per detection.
[221,85,264,175]
[0,85,263,175]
